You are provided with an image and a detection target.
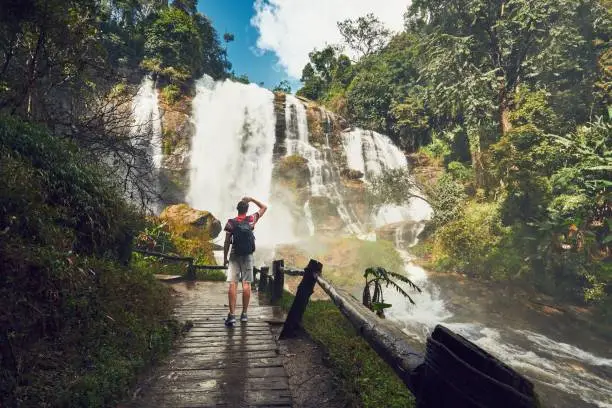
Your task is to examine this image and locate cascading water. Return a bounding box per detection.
[284,95,363,235]
[384,223,612,408]
[187,76,297,260]
[131,76,163,211]
[342,128,433,227]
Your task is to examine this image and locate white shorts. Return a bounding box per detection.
[227,254,254,283]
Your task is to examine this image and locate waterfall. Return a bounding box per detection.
[303,201,315,236]
[284,95,363,235]
[187,76,298,251]
[131,75,163,211]
[341,128,433,227]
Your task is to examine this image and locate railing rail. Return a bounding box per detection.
[133,248,227,280]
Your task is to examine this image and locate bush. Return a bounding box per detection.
[432,201,522,279]
[0,117,180,407]
[161,84,181,105]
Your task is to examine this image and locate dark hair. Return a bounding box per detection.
[237,200,249,214]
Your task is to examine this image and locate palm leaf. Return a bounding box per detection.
[384,270,422,293]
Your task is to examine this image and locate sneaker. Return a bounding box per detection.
[225,314,236,327]
[240,312,248,323]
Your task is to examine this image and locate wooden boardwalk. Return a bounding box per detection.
[126,282,292,407]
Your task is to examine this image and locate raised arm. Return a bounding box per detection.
[243,196,268,219]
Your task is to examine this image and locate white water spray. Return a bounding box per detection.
[131,76,163,211]
[188,76,284,249]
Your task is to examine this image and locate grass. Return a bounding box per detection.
[193,269,226,281]
[279,292,416,408]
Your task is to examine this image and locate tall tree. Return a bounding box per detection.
[337,13,391,60]
[408,0,605,138]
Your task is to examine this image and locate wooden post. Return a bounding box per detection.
[258,266,269,292]
[279,259,322,339]
[186,259,196,281]
[271,259,285,304]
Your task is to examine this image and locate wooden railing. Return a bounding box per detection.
[275,258,539,408]
[133,248,227,280]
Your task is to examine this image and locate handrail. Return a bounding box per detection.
[132,248,226,280]
[315,275,423,391]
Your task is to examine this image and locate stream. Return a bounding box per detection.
[384,223,612,408]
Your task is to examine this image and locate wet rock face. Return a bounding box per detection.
[273,92,287,159]
[309,196,344,233]
[160,203,222,239]
[341,169,364,180]
[158,96,193,205]
[274,155,311,189]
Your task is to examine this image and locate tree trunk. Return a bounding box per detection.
[500,97,512,135]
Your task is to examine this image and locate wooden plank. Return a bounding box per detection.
[177,339,276,348]
[186,327,272,334]
[174,344,278,355]
[152,366,286,379]
[162,356,284,370]
[162,351,281,370]
[135,389,291,407]
[183,331,275,340]
[151,376,290,393]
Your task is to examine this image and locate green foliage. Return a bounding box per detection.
[433,201,522,280]
[447,161,473,182]
[279,293,416,408]
[337,13,391,59]
[273,80,292,93]
[161,84,181,105]
[297,47,354,101]
[193,269,226,281]
[426,173,468,228]
[0,117,180,407]
[144,5,229,83]
[0,116,140,260]
[362,267,421,316]
[230,73,250,84]
[367,168,428,209]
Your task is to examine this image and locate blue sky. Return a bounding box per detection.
[197,1,408,93]
[197,2,301,92]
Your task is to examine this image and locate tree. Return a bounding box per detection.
[407,0,608,185]
[172,0,197,14]
[273,80,292,94]
[143,7,229,82]
[296,46,353,101]
[337,13,391,60]
[223,32,235,43]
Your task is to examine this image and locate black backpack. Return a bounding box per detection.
[231,218,256,256]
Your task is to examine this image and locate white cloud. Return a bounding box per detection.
[251,0,410,79]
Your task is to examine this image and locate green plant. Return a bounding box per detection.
[362,267,421,317]
[161,84,181,105]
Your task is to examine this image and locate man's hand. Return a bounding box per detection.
[242,196,252,203]
[223,258,229,267]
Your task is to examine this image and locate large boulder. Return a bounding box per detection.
[160,203,222,239]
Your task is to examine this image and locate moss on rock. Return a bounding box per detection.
[160,203,222,240]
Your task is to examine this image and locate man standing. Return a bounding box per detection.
[223,196,267,327]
